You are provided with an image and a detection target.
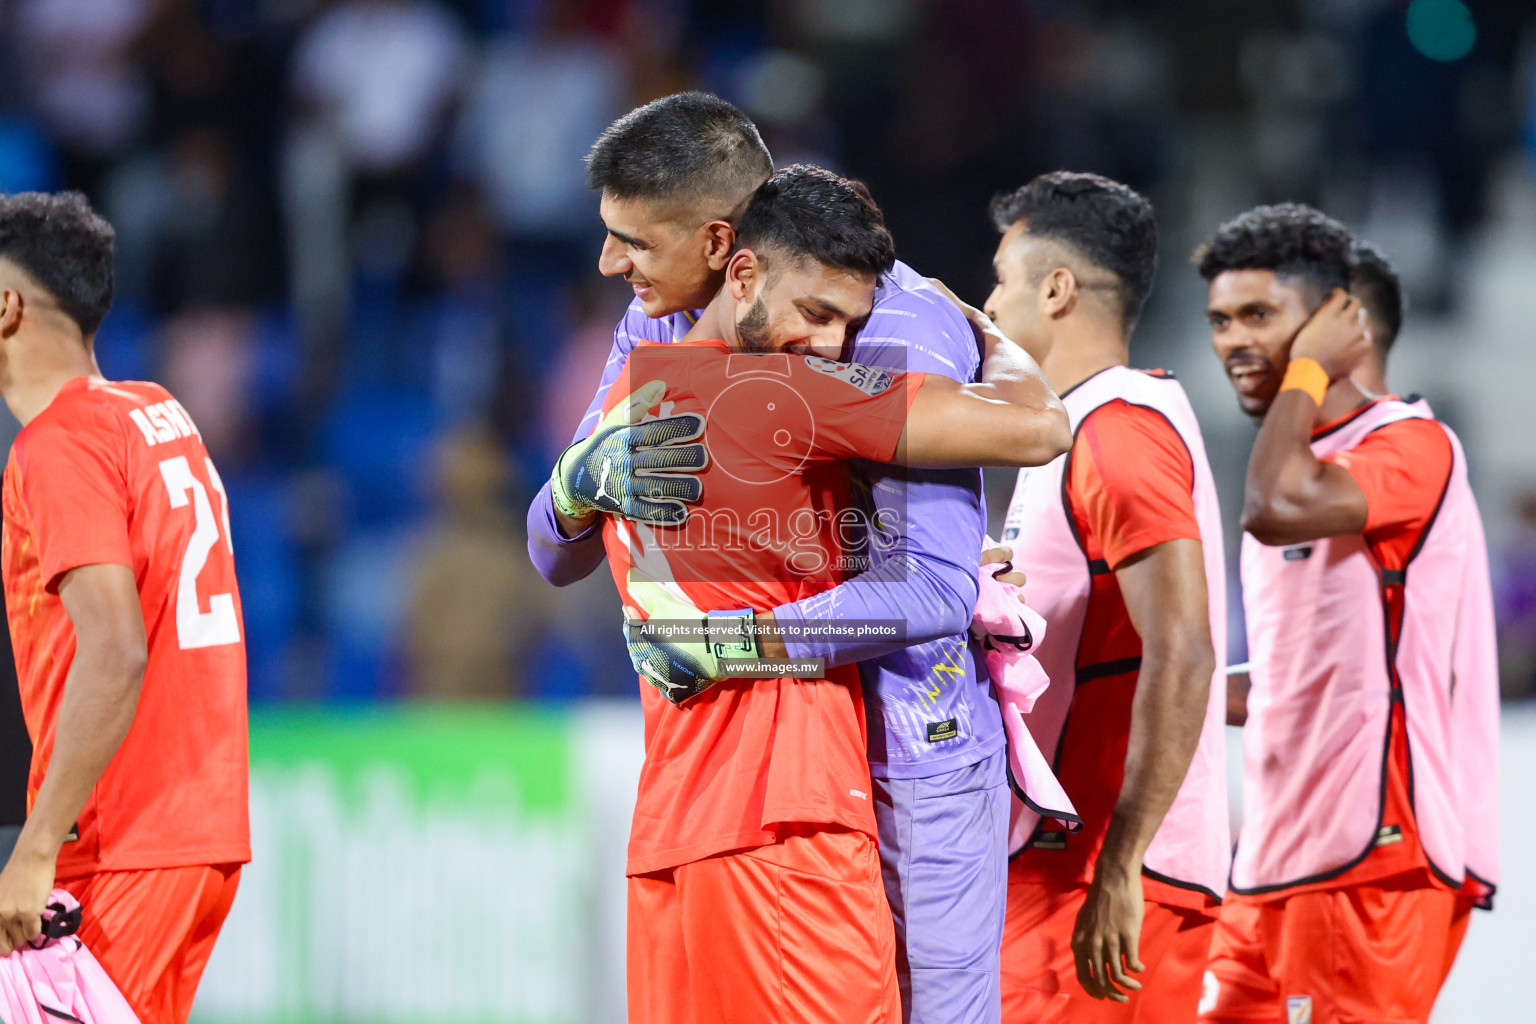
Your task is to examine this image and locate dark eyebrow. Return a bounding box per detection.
[1207,300,1274,320]
[607,227,646,247]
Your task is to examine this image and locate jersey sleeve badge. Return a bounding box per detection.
[802,357,894,396]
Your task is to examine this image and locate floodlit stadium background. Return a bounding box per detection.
[0,0,1532,1020]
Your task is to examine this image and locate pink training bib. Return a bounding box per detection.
[972,565,1082,842]
[0,890,141,1024]
[998,366,1230,899]
[1234,398,1499,901]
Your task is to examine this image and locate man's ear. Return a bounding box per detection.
[701,220,737,271]
[0,288,22,339]
[1040,267,1077,319]
[725,249,758,301]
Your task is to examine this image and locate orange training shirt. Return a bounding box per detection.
[2,377,250,876]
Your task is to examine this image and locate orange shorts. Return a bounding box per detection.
[627,825,900,1024]
[1000,878,1217,1022]
[1197,883,1473,1023]
[60,863,242,1024]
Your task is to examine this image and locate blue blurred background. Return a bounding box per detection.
[1,0,1534,706]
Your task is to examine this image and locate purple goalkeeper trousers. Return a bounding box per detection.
[873,746,1010,1024]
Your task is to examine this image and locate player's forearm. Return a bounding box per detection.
[1097,635,1212,880]
[13,648,144,862]
[771,551,977,666]
[554,502,597,540]
[967,332,1072,464]
[903,382,1071,468]
[1242,390,1328,543]
[769,467,984,665]
[527,479,608,586]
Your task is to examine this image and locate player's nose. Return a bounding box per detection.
[985,284,1003,316]
[803,329,847,361]
[598,236,631,278]
[1210,326,1245,359]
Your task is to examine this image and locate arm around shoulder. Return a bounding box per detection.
[897,331,1071,469]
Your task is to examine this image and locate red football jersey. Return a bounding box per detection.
[2,376,250,876]
[602,341,925,875]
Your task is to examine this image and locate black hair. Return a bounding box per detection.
[1194,203,1352,307]
[989,171,1157,331]
[0,191,114,337]
[734,164,896,278]
[585,91,773,213]
[1348,239,1403,353]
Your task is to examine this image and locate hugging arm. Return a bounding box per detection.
[896,317,1071,469]
[771,445,984,662]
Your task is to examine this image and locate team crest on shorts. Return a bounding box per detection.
[1285,995,1313,1024]
[802,357,894,395]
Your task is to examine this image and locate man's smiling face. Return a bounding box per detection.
[597,193,727,317]
[730,249,875,362]
[1206,268,1315,418]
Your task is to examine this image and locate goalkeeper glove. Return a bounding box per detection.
[623,568,761,704]
[551,380,708,525]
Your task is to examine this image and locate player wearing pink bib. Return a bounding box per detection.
[1195,206,1498,1024]
[987,173,1228,1021]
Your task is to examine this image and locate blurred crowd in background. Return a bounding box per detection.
[1,0,1534,703]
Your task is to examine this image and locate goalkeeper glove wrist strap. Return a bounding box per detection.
[707,608,760,664]
[550,444,585,519]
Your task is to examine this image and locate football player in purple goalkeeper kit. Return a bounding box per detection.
[527,92,1024,1024]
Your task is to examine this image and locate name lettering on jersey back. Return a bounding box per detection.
[127,399,202,447]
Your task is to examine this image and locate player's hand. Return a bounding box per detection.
[0,844,56,956]
[1289,289,1372,383]
[1071,867,1146,1003]
[974,537,1041,653]
[926,277,1003,344]
[623,569,761,705]
[926,276,988,324]
[981,540,1027,589]
[551,380,708,526]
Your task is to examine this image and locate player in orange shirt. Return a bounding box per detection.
[554,165,1070,1024]
[983,173,1229,1020]
[0,192,249,1024]
[1195,206,1497,1024]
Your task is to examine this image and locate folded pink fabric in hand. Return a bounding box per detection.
[0,890,140,1024]
[974,562,1082,851]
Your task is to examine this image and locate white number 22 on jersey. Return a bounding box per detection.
[158,455,241,650]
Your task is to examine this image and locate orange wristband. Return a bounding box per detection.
[1279,357,1328,405]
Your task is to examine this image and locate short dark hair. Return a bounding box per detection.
[1194,203,1352,307]
[585,91,773,214]
[989,171,1157,331]
[734,165,896,279]
[1348,239,1403,353]
[0,191,114,337]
